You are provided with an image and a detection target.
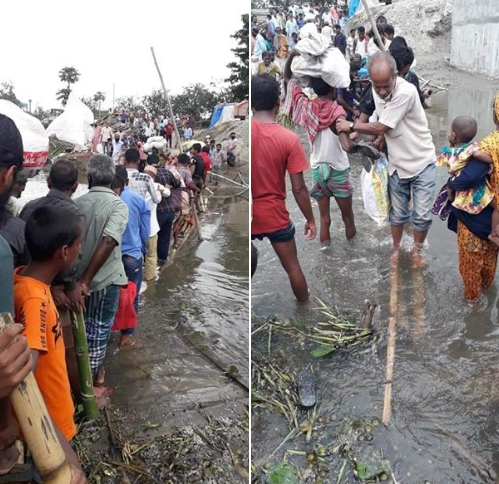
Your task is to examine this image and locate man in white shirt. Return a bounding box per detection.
[100,125,112,156]
[112,134,124,165]
[337,52,436,267]
[355,26,370,60]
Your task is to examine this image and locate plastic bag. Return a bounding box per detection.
[111,282,137,331]
[0,100,49,169]
[291,27,350,88]
[361,156,390,225]
[46,92,94,147]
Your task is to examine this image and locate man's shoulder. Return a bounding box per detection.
[394,78,418,98]
[253,120,300,145]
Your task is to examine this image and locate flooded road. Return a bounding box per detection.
[22,175,249,430]
[252,87,499,483]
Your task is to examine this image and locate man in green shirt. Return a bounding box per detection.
[75,154,128,394]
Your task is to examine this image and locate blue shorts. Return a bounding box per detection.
[251,222,296,243]
[388,163,436,232]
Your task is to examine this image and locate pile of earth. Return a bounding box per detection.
[348,0,452,60]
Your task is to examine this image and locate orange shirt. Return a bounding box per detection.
[251,120,309,234]
[14,268,76,441]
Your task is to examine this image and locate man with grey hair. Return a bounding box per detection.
[75,154,128,402]
[337,51,436,267]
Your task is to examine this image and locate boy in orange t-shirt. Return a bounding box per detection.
[14,205,84,479]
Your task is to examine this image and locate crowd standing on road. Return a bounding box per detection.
[0,99,243,480]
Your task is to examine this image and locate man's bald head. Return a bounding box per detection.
[451,116,478,144]
[368,52,398,100]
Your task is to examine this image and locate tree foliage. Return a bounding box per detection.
[0,82,21,106]
[59,67,80,88]
[115,96,142,113]
[57,67,80,106]
[225,14,249,102]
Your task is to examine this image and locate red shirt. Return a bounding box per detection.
[165,124,173,136]
[251,120,309,235]
[200,152,212,173]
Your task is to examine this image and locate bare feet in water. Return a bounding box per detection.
[411,245,426,269]
[390,247,400,268]
[119,334,136,349]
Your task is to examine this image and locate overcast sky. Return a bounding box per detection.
[0,0,247,110]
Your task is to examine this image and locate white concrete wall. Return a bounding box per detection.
[451,0,499,78]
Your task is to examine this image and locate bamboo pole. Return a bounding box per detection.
[382,263,398,425]
[0,313,71,484]
[150,47,183,152]
[209,172,247,188]
[360,0,385,53]
[70,312,98,419]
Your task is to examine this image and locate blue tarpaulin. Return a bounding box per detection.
[209,105,224,128]
[349,0,361,17]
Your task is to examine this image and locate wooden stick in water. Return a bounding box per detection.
[360,300,377,329]
[0,312,71,484]
[382,264,398,425]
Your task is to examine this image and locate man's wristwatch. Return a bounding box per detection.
[349,122,355,132]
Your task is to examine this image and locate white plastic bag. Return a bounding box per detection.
[361,156,390,225]
[46,92,94,147]
[0,100,49,169]
[292,27,350,88]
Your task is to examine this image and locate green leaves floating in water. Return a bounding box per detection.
[266,463,299,484]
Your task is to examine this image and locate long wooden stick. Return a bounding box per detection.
[150,47,183,151]
[0,313,71,483]
[360,0,385,53]
[209,172,247,188]
[382,263,398,425]
[70,311,98,419]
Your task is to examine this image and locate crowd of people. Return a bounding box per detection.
[251,2,397,80]
[0,100,243,480]
[251,7,499,306]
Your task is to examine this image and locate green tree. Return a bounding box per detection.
[93,91,106,118]
[169,84,222,119]
[0,82,21,106]
[225,14,249,102]
[115,96,141,113]
[57,67,80,106]
[56,88,72,107]
[142,90,168,119]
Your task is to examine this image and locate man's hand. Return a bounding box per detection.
[304,221,317,240]
[65,285,86,313]
[373,136,386,152]
[69,463,87,484]
[336,118,351,134]
[51,286,71,311]
[77,281,91,300]
[353,108,361,118]
[0,325,33,399]
[0,414,18,451]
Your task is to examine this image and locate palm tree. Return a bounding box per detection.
[93,91,106,119]
[57,67,80,106]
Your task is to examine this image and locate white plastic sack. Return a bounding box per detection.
[146,136,164,144]
[46,92,95,147]
[0,100,49,169]
[361,156,390,226]
[292,27,350,88]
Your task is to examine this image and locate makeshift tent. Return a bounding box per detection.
[349,0,378,17]
[0,100,49,169]
[209,103,236,128]
[234,100,249,118]
[46,92,94,147]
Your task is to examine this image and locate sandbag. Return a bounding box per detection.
[0,100,49,169]
[291,26,350,88]
[361,156,390,225]
[46,92,94,147]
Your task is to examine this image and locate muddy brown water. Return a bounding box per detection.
[252,87,499,483]
[21,176,249,429]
